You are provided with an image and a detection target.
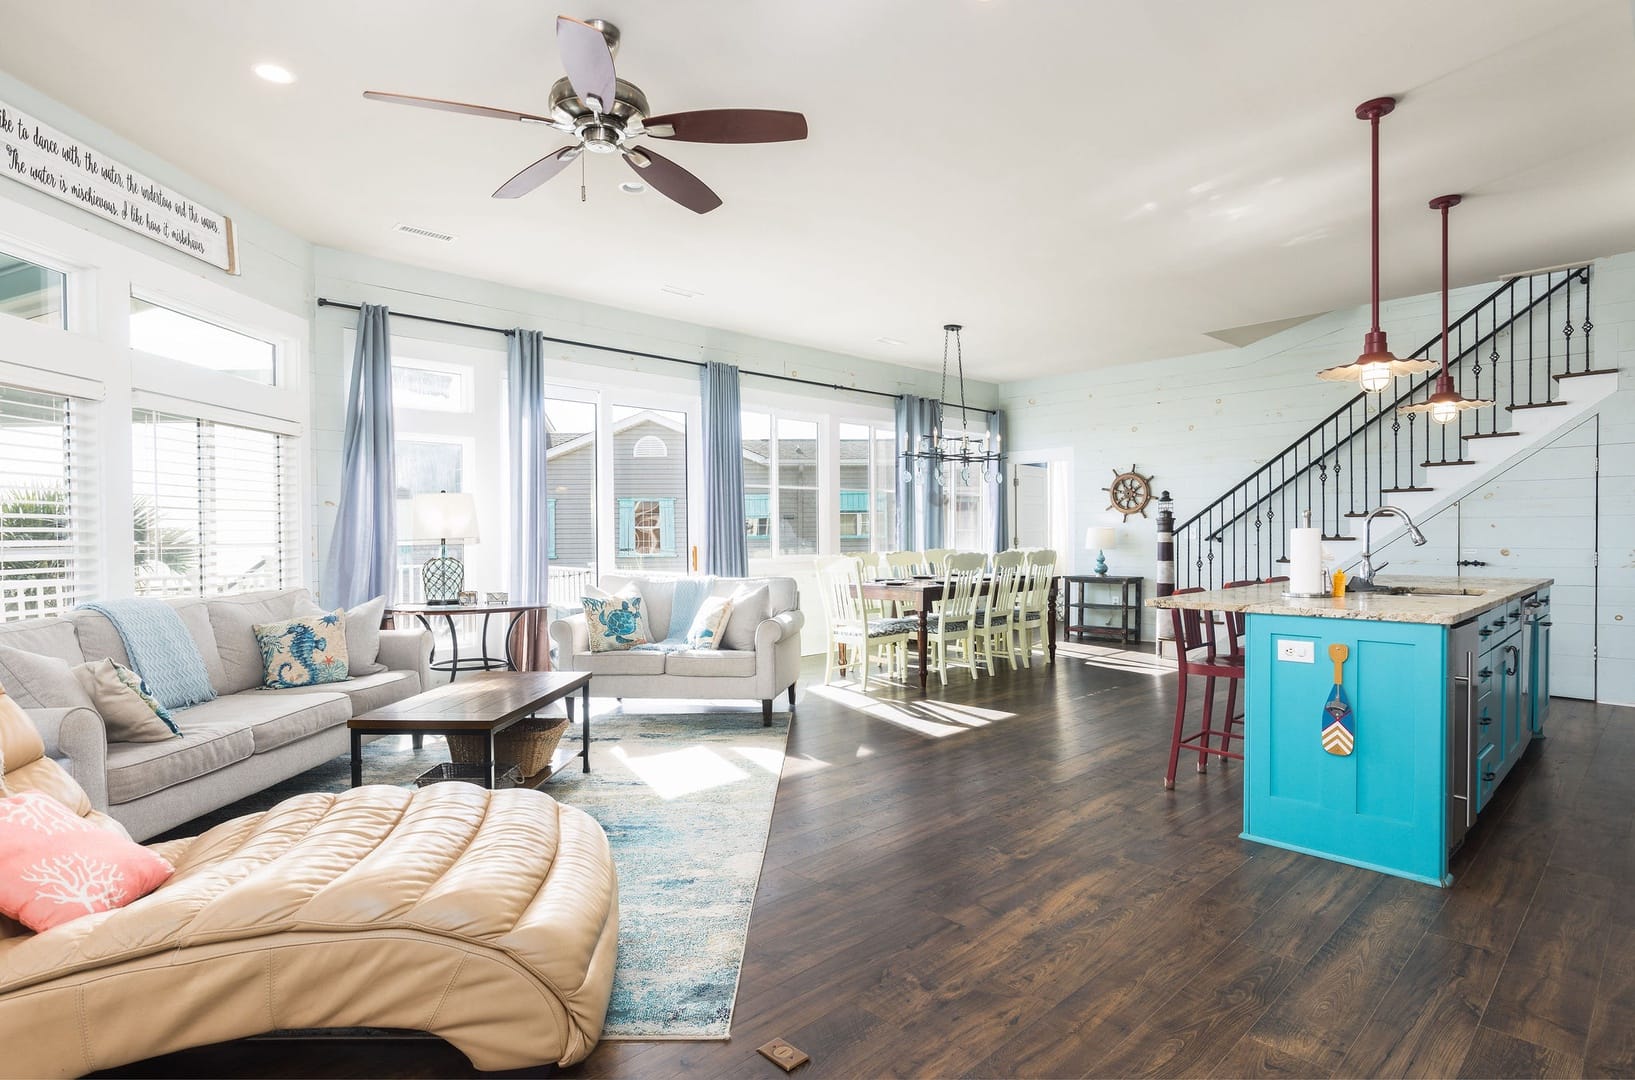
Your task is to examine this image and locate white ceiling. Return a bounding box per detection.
[2,0,1633,381]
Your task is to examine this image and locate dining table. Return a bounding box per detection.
[861,576,1060,693]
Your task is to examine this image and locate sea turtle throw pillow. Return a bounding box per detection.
[582,594,650,652]
[252,611,350,688]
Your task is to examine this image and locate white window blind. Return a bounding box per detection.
[0,384,95,620]
[131,408,296,597]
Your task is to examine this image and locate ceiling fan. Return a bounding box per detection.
[363,15,808,214]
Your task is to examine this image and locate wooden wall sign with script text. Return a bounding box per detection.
[0,99,237,273]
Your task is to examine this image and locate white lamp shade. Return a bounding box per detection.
[1085,526,1117,550]
[411,492,481,543]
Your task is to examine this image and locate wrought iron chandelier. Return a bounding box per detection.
[1397,194,1494,424]
[900,323,1002,485]
[1317,97,1437,392]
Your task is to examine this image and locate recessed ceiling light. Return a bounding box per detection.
[619,181,645,194]
[253,62,295,84]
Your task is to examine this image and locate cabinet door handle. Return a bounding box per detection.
[1503,644,1519,677]
[1479,716,1491,727]
[1483,771,1496,782]
[1478,668,1492,678]
[1539,620,1553,627]
[1479,630,1492,639]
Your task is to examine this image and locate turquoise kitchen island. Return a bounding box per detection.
[1152,576,1553,886]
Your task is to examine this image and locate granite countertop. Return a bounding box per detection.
[1146,575,1553,626]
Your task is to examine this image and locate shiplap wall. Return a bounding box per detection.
[1001,252,1635,705]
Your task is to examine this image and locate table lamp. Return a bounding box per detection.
[1086,526,1117,576]
[411,491,480,605]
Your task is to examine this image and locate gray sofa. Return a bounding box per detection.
[549,574,802,724]
[0,588,431,841]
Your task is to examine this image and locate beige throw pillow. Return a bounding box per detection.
[296,595,387,676]
[72,659,178,743]
[720,583,772,651]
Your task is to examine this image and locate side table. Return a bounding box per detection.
[1063,574,1143,644]
[385,602,551,681]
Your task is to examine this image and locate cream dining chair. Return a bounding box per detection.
[815,555,916,689]
[926,552,986,685]
[922,548,953,576]
[884,550,925,578]
[976,550,1027,675]
[1016,548,1058,667]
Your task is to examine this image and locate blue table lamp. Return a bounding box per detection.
[1086,526,1117,576]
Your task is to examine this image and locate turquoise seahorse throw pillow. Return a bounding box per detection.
[253,611,350,689]
[582,594,650,653]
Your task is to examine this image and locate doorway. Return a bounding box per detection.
[1012,462,1050,549]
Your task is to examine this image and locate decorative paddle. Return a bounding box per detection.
[1322,643,1355,756]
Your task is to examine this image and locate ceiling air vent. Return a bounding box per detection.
[392,223,455,243]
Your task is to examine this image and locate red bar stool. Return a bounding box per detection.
[1165,587,1246,789]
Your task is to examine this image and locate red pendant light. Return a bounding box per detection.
[1397,194,1494,424]
[1317,97,1437,392]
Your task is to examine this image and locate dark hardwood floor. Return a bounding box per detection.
[100,643,1635,1079]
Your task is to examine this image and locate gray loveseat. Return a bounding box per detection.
[0,588,431,841]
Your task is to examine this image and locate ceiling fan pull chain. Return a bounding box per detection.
[580,152,587,203]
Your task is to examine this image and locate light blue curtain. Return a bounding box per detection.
[895,394,943,550]
[988,409,1008,552]
[700,361,747,576]
[322,303,396,607]
[508,329,549,605]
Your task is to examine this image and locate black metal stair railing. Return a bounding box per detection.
[1176,266,1593,590]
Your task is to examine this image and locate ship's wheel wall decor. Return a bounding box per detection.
[1104,465,1156,521]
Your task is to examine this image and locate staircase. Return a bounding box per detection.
[1176,266,1618,589]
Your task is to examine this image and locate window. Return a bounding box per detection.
[743,412,771,557]
[130,296,278,385]
[943,427,992,551]
[544,397,597,586]
[613,405,687,571]
[392,359,471,412]
[776,417,818,555]
[130,409,294,596]
[839,421,897,553]
[0,250,66,328]
[617,497,675,556]
[0,385,93,619]
[395,439,464,501]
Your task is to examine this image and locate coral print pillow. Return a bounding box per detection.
[582,594,650,653]
[0,791,174,932]
[252,611,351,688]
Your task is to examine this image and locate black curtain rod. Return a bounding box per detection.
[315,297,995,416]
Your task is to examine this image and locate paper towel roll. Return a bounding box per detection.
[1288,528,1324,594]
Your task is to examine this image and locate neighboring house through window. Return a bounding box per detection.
[616,497,675,556]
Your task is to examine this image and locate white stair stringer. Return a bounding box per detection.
[1322,372,1618,573]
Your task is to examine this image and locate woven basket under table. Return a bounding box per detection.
[445,716,570,778]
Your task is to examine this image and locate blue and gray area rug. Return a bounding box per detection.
[166,706,789,1040]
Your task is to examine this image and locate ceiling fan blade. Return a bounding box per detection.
[556,16,617,114]
[493,146,582,199]
[642,109,808,144]
[623,147,722,214]
[363,91,554,125]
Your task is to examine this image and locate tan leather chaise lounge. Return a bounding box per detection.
[0,701,619,1077]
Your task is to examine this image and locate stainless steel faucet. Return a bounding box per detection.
[1353,504,1428,590]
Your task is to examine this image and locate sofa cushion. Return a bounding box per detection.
[66,600,227,694]
[172,690,353,756]
[570,650,667,676]
[105,716,256,805]
[663,649,757,678]
[0,624,87,710]
[295,594,387,676]
[206,591,316,695]
[253,612,351,688]
[262,670,420,718]
[599,575,673,640]
[0,644,96,711]
[718,583,771,652]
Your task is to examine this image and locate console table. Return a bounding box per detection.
[1063,574,1143,644]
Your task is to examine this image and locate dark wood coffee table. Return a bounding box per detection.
[348,671,593,789]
